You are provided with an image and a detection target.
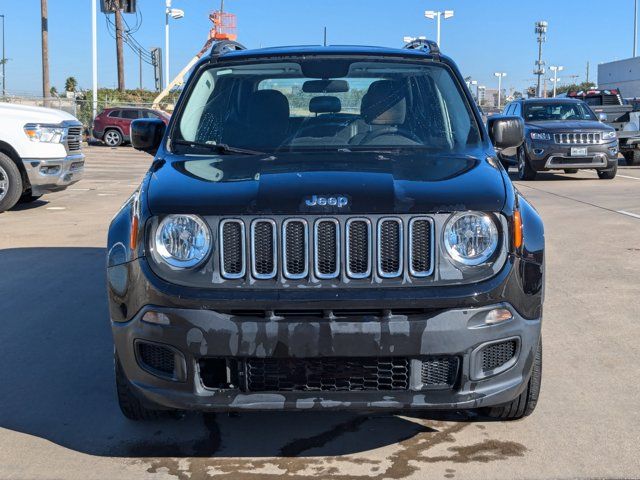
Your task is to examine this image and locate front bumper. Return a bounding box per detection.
[22,153,85,195]
[526,140,617,171]
[109,257,543,412]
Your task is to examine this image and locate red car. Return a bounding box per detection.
[92,107,170,147]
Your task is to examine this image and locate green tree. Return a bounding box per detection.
[50,86,58,97]
[556,81,596,95]
[65,76,78,92]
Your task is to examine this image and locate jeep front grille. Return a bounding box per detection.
[219,216,434,281]
[554,132,601,144]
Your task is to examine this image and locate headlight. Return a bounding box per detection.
[444,212,499,266]
[154,214,212,268]
[24,123,66,143]
[530,132,551,141]
[602,130,616,140]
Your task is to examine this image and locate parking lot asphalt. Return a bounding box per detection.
[0,146,639,480]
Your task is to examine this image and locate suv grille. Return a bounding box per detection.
[421,357,460,388]
[554,132,601,144]
[218,216,434,281]
[246,357,410,392]
[65,126,83,152]
[481,340,518,372]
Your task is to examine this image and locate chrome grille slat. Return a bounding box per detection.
[251,220,277,279]
[554,132,601,145]
[220,219,246,279]
[283,219,308,279]
[65,126,83,152]
[314,219,340,279]
[377,218,403,278]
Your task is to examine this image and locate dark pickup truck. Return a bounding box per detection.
[567,89,640,165]
[106,40,544,421]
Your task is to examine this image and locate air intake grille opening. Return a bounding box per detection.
[481,340,517,372]
[315,220,339,278]
[221,220,245,278]
[378,219,402,277]
[284,220,307,278]
[410,218,432,276]
[137,342,175,376]
[421,357,459,388]
[252,220,276,278]
[347,220,370,277]
[246,357,410,392]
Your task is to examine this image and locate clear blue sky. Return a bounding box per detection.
[1,0,636,96]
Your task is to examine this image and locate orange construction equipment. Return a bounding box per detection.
[211,10,237,41]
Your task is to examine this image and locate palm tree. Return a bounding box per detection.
[64,76,78,92]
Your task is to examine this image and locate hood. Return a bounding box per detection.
[527,120,613,131]
[146,151,507,216]
[0,102,80,124]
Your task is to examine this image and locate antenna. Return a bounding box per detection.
[323,27,327,46]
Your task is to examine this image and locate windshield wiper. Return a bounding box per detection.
[171,139,266,156]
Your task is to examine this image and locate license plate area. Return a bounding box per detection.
[571,147,588,156]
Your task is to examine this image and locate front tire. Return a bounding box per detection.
[115,356,160,421]
[480,339,542,420]
[597,160,617,179]
[104,129,123,147]
[517,147,537,181]
[0,152,23,213]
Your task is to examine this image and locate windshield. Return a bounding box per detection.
[524,102,596,121]
[172,57,482,153]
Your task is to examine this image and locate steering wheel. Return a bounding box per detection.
[357,127,422,145]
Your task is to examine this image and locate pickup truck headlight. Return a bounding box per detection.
[602,130,617,140]
[24,123,66,143]
[154,214,212,268]
[530,132,551,141]
[444,212,499,266]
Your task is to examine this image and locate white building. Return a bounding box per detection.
[598,57,640,98]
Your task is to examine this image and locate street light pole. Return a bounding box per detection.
[634,0,638,57]
[494,72,507,108]
[549,65,563,97]
[165,0,170,89]
[1,14,5,97]
[424,10,454,48]
[92,0,98,121]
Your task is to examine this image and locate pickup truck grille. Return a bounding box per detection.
[65,126,83,152]
[218,216,434,282]
[554,132,601,144]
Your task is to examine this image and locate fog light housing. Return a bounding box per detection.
[484,308,513,325]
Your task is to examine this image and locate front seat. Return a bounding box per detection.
[228,89,290,148]
[351,80,420,146]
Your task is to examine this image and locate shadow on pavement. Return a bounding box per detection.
[0,247,445,458]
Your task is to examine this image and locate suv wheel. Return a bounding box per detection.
[517,147,537,181]
[623,150,640,166]
[104,129,123,147]
[479,339,542,420]
[0,152,23,213]
[115,356,160,421]
[597,161,617,180]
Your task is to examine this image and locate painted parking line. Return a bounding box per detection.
[617,210,640,219]
[46,207,66,211]
[617,174,640,180]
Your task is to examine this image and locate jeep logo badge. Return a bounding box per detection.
[305,195,349,208]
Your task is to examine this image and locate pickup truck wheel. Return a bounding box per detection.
[104,129,123,147]
[623,150,640,165]
[479,339,542,420]
[597,161,617,180]
[115,356,160,421]
[516,147,537,181]
[0,153,23,213]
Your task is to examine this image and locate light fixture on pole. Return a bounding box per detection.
[165,0,185,89]
[549,65,563,97]
[494,72,507,108]
[424,9,454,47]
[477,85,486,106]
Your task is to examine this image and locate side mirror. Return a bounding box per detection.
[131,118,166,155]
[598,112,608,122]
[487,115,524,150]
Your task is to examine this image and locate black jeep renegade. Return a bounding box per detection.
[106,40,544,420]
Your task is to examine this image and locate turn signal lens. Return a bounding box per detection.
[485,308,513,325]
[513,210,523,249]
[142,311,171,325]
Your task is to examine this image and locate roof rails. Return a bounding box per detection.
[210,40,247,57]
[403,38,440,56]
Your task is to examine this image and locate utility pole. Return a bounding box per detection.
[586,61,590,84]
[41,0,50,106]
[635,0,638,57]
[115,6,125,92]
[534,21,548,98]
[1,14,6,97]
[139,51,142,89]
[92,0,98,121]
[494,72,507,108]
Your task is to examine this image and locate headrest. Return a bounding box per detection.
[361,80,406,125]
[247,89,290,126]
[309,96,342,114]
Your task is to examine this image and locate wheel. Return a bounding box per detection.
[516,147,537,180]
[0,152,23,213]
[623,150,640,166]
[104,129,123,147]
[597,161,617,180]
[115,355,160,421]
[563,169,578,174]
[19,190,43,203]
[479,339,542,420]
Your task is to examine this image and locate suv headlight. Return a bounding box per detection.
[154,214,212,268]
[602,130,616,140]
[24,123,66,143]
[530,132,551,141]
[444,212,499,266]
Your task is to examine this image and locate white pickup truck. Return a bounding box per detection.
[0,103,85,212]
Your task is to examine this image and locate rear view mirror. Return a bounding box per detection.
[131,119,166,155]
[487,115,524,150]
[302,79,349,93]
